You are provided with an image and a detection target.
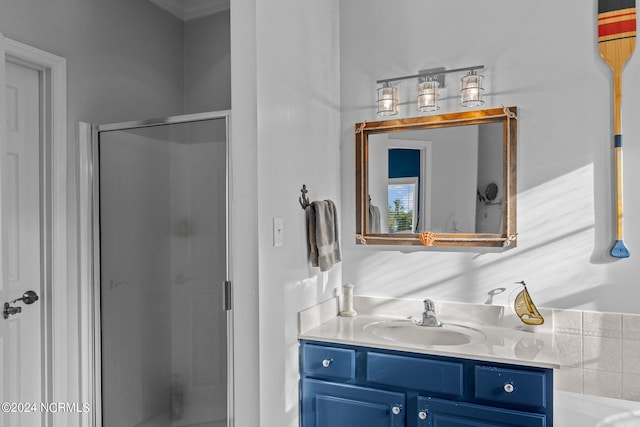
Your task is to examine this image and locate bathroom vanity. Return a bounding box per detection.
[298,297,559,427]
[300,340,552,426]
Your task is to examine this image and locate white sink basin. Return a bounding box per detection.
[363,319,486,346]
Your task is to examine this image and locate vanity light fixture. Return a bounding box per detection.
[460,69,485,107]
[417,77,440,112]
[376,65,484,115]
[376,82,399,116]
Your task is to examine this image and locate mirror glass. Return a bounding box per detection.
[356,107,517,248]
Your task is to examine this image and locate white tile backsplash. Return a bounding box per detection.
[623,314,640,341]
[583,369,622,399]
[623,340,640,375]
[552,307,640,403]
[555,333,582,368]
[555,367,583,394]
[622,373,640,401]
[583,336,622,372]
[553,308,582,335]
[583,311,622,339]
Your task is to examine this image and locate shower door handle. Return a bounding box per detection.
[3,290,39,319]
[223,280,232,311]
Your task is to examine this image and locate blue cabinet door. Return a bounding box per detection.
[302,379,405,427]
[417,397,546,427]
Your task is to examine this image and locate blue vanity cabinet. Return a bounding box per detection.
[299,340,553,427]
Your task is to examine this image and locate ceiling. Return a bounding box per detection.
[149,0,229,21]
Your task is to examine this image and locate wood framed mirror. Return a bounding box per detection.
[355,106,517,249]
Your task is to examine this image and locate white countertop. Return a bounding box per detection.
[298,296,560,369]
[300,314,560,369]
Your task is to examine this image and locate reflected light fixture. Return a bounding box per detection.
[417,78,439,112]
[460,69,485,107]
[376,65,484,115]
[376,82,399,116]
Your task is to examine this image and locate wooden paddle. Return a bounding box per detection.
[598,0,636,258]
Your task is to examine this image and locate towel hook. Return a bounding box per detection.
[299,184,311,209]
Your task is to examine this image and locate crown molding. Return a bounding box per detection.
[149,0,185,20]
[185,0,229,20]
[149,0,229,21]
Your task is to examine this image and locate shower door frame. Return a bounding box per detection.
[78,110,234,427]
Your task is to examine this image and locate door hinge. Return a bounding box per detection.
[223,280,232,311]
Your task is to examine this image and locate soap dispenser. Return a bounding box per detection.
[339,284,357,317]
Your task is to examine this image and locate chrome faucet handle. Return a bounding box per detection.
[420,299,442,327]
[423,299,435,312]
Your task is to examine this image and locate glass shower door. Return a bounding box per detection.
[97,115,229,427]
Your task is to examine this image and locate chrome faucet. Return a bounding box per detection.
[419,299,442,327]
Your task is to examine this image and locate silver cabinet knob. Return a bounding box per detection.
[418,411,427,420]
[504,383,514,393]
[321,359,331,368]
[392,406,401,415]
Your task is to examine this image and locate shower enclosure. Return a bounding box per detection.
[81,111,232,427]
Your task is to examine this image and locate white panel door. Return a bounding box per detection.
[0,59,44,427]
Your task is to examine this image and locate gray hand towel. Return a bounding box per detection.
[306,205,319,267]
[306,200,341,272]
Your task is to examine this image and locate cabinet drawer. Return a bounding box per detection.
[302,344,355,380]
[367,352,463,396]
[475,365,547,408]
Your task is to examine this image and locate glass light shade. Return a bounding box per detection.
[460,71,484,107]
[417,80,440,112]
[377,84,399,116]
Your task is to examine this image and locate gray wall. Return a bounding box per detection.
[184,11,231,113]
[0,0,185,125]
[0,1,232,122]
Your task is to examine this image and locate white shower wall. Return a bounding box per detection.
[100,125,227,427]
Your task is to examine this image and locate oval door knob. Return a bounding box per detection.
[418,411,427,420]
[504,383,514,393]
[11,290,39,305]
[392,406,401,415]
[321,359,331,368]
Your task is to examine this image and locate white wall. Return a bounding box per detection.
[429,126,478,233]
[340,0,640,314]
[230,1,342,426]
[229,1,260,426]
